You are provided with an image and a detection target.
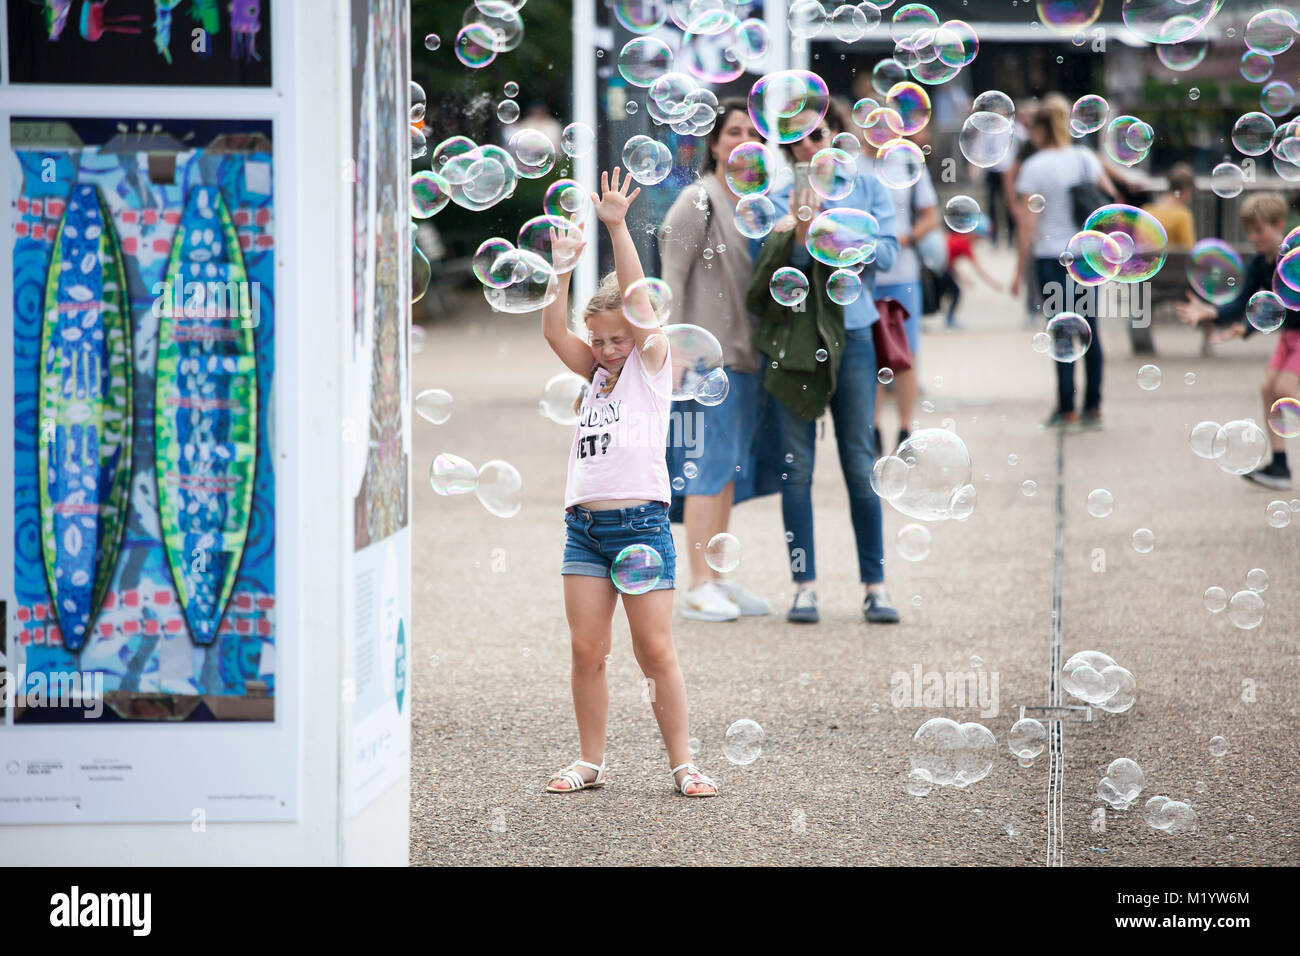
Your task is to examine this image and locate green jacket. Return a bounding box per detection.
[746,229,845,422]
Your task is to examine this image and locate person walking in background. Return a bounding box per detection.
[1011,93,1114,430]
[937,215,1003,328]
[750,100,902,626]
[659,98,771,622]
[1177,192,1299,490]
[860,127,939,453]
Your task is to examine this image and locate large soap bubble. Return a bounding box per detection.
[621,135,673,186]
[482,248,559,314]
[1122,0,1224,45]
[748,69,830,144]
[539,372,588,426]
[805,208,880,268]
[1082,205,1168,282]
[618,36,674,87]
[876,428,973,522]
[959,110,1013,168]
[1186,239,1243,306]
[910,718,997,788]
[662,323,723,401]
[725,142,776,197]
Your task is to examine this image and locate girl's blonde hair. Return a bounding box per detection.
[1033,93,1072,149]
[573,271,626,412]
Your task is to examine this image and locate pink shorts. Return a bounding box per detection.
[1268,329,1300,378]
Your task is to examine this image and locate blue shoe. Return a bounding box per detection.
[787,588,819,624]
[864,587,900,624]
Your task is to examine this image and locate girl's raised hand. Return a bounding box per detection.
[590,167,642,227]
[548,216,588,273]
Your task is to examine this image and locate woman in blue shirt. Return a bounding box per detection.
[762,100,902,625]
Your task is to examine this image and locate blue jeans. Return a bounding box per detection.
[1035,257,1102,414]
[776,328,885,585]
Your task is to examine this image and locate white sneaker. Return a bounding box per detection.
[715,580,772,616]
[680,581,740,622]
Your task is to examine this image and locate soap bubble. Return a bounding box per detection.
[621,135,672,186]
[496,99,520,124]
[959,111,1013,168]
[733,195,776,239]
[663,324,723,401]
[1097,757,1144,810]
[830,131,861,158]
[1097,666,1137,713]
[618,36,674,87]
[612,0,668,33]
[1188,421,1227,459]
[1069,93,1108,136]
[683,461,698,480]
[876,138,927,189]
[944,195,980,233]
[882,428,973,522]
[770,267,809,306]
[890,2,940,43]
[1246,291,1286,333]
[1157,21,1207,71]
[1245,8,1296,56]
[1210,163,1245,199]
[475,459,522,518]
[1187,239,1244,303]
[1232,112,1276,156]
[1038,0,1103,33]
[539,373,587,426]
[415,389,453,425]
[482,249,559,314]
[1021,480,1038,496]
[809,147,857,200]
[805,208,880,267]
[1103,115,1153,167]
[1063,230,1122,287]
[859,105,906,149]
[1131,528,1155,554]
[424,33,441,51]
[410,171,451,218]
[1027,194,1046,214]
[454,24,497,69]
[561,122,595,158]
[1227,589,1264,630]
[826,269,862,305]
[543,179,589,222]
[1008,718,1047,761]
[1144,796,1198,834]
[679,11,750,84]
[1208,735,1229,757]
[885,81,932,135]
[1204,586,1228,613]
[725,142,776,197]
[473,237,517,289]
[409,124,426,159]
[432,135,478,181]
[1122,0,1219,44]
[946,483,977,521]
[787,0,827,39]
[1266,500,1291,528]
[1135,364,1162,391]
[1215,419,1269,476]
[1281,247,1300,292]
[1241,50,1274,83]
[910,718,997,789]
[672,476,685,492]
[896,523,932,561]
[508,129,557,178]
[1082,205,1168,282]
[1262,81,1295,117]
[934,19,979,67]
[517,215,585,275]
[878,367,895,386]
[723,718,764,765]
[430,453,477,496]
[870,455,909,500]
[1062,650,1125,705]
[610,544,664,595]
[871,58,907,96]
[747,69,830,144]
[705,532,742,573]
[622,276,673,329]
[1268,397,1300,438]
[905,769,933,797]
[972,89,1014,119]
[1044,312,1093,363]
[1246,568,1269,592]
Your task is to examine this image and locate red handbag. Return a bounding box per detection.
[872,297,914,373]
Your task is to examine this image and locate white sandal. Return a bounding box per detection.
[546,759,606,793]
[671,762,719,797]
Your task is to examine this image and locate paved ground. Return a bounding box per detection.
[408,247,1299,866]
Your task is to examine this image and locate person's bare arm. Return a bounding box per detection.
[907,203,939,245]
[961,250,1004,292]
[1011,193,1036,296]
[592,167,667,373]
[541,220,595,377]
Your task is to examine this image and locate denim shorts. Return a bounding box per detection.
[562,502,676,591]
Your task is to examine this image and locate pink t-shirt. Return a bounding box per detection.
[564,342,673,509]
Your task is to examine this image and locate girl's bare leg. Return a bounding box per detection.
[553,575,618,788]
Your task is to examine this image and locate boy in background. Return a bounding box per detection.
[938,216,1003,329]
[1177,192,1299,489]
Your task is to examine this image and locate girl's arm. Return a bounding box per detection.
[592,167,668,374]
[963,250,1005,293]
[541,220,596,377]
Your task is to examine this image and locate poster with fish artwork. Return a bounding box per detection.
[6,0,273,87]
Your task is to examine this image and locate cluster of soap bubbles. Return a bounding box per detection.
[1203,567,1269,629]
[663,324,729,406]
[1103,114,1155,167]
[1144,796,1198,835]
[1097,757,1144,811]
[1061,650,1136,714]
[1187,419,1269,476]
[907,718,997,794]
[431,1,529,70]
[871,429,976,522]
[1265,497,1299,528]
[430,454,523,518]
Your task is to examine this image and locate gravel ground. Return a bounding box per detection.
[409,260,1299,867]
